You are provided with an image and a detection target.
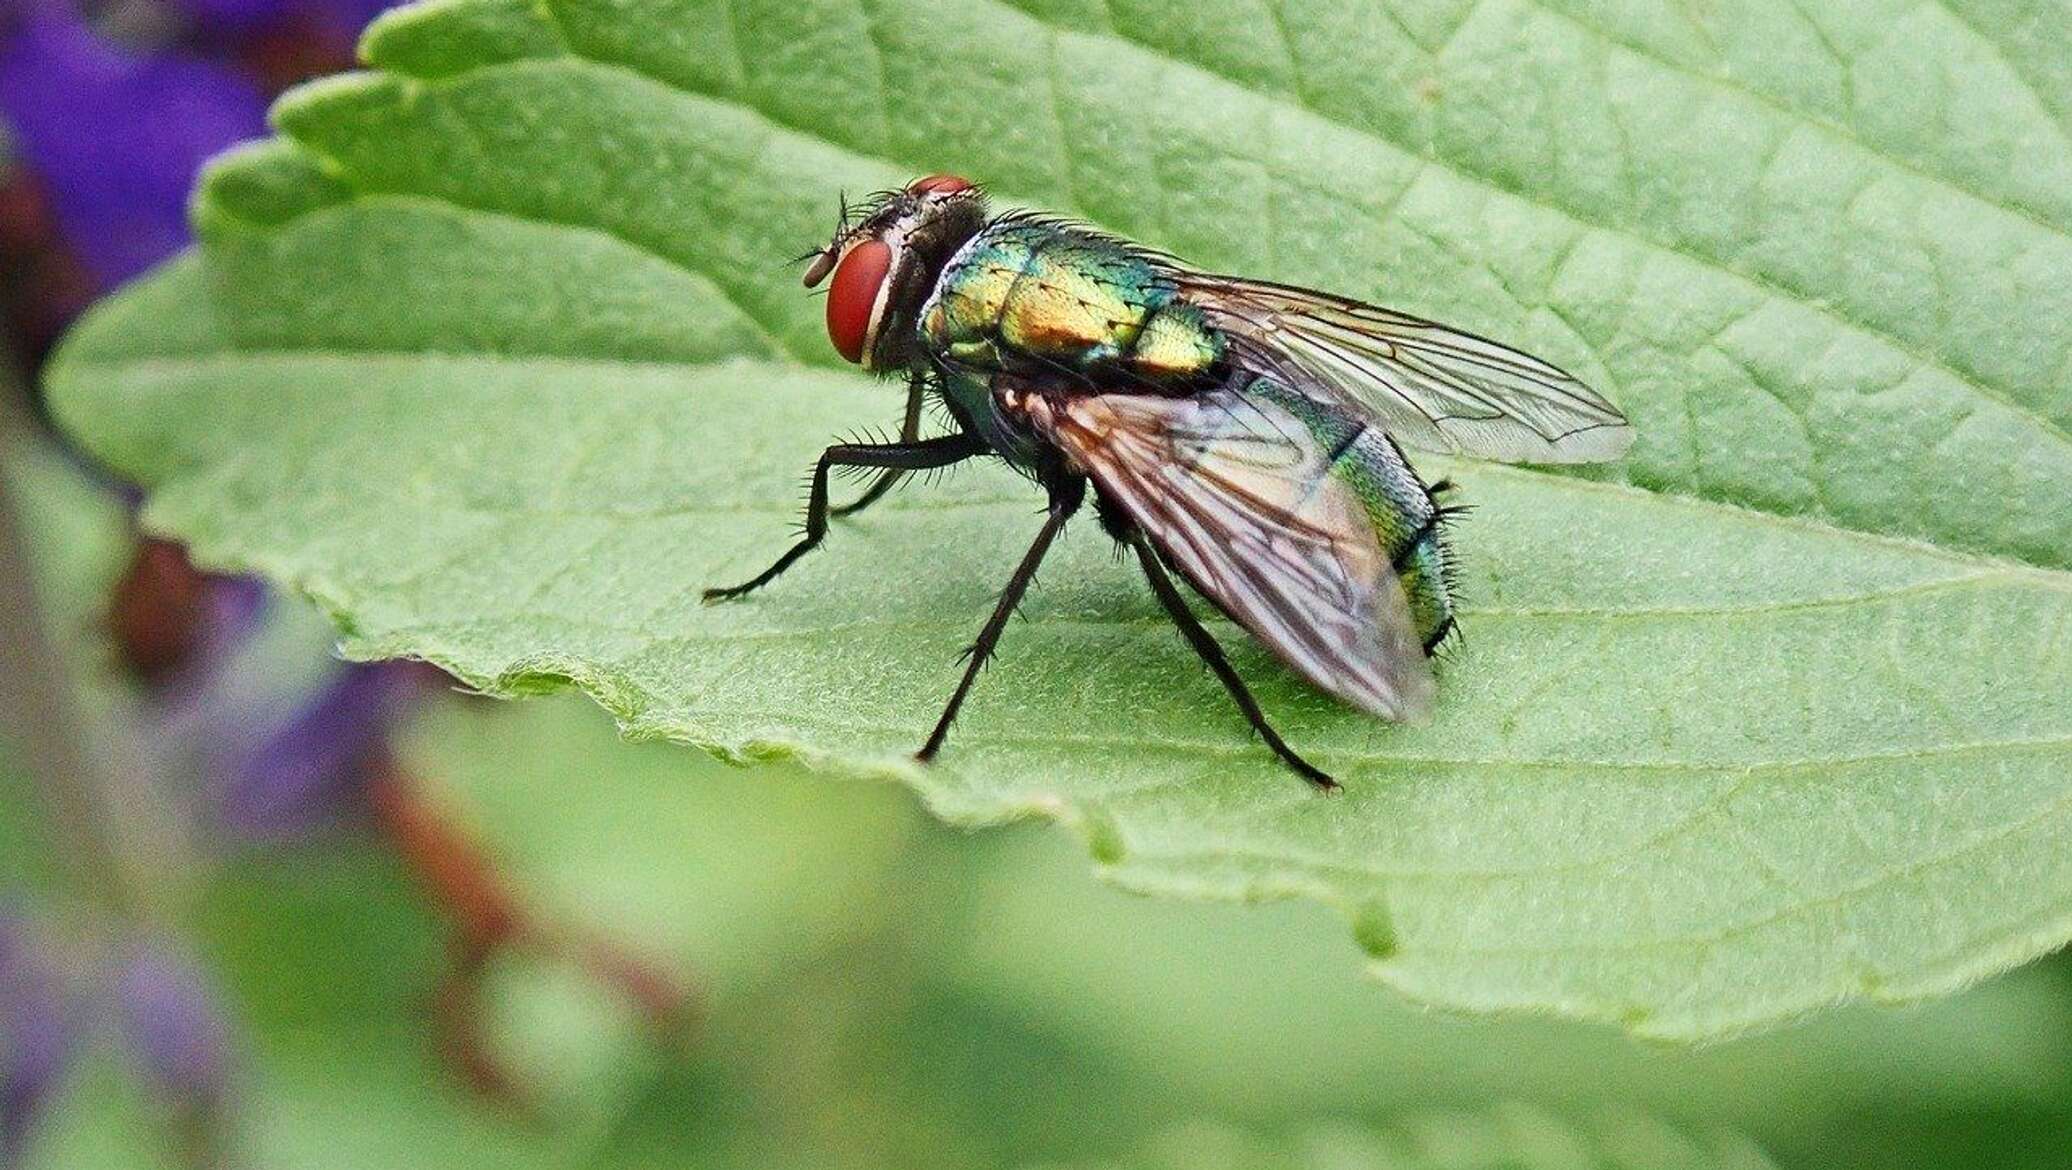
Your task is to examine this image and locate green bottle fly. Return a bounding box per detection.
[709,176,1633,790]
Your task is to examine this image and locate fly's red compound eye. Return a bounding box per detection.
[909,174,973,196]
[825,239,892,364]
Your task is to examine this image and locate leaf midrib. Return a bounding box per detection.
[384,570,2044,628]
[1115,766,2069,890]
[253,82,2072,571]
[667,703,2072,775]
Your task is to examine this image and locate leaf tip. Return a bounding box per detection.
[359,0,568,81]
[268,70,404,145]
[191,139,353,237]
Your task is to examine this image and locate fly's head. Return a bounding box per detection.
[803,174,987,372]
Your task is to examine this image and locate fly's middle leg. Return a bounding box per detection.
[702,431,984,603]
[831,370,930,518]
[917,475,1086,762]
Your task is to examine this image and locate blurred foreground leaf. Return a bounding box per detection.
[44,0,2072,1038]
[1029,1108,1779,1170]
[0,440,129,891]
[952,825,2072,1167]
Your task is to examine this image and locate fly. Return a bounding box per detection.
[704,175,1634,790]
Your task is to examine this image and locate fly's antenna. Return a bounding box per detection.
[787,190,857,272]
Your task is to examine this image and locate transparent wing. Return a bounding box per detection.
[1025,388,1434,721]
[1172,272,1634,463]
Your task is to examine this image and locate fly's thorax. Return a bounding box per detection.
[920,220,1222,386]
[920,225,1039,370]
[1125,300,1222,381]
[1243,378,1458,651]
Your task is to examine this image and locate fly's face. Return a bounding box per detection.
[802,175,988,372]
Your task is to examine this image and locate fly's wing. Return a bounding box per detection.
[1025,388,1435,721]
[1169,272,1634,464]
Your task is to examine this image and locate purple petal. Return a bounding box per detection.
[0,911,77,1168]
[202,575,270,659]
[212,662,434,842]
[0,6,268,283]
[300,0,409,37]
[167,0,300,36]
[108,941,231,1116]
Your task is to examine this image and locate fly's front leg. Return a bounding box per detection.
[703,432,984,603]
[831,371,928,518]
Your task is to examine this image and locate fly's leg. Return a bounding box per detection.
[831,372,927,518]
[917,476,1086,762]
[702,432,985,603]
[1130,534,1339,792]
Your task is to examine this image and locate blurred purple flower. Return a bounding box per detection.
[200,575,270,660]
[210,661,436,842]
[0,3,267,283]
[108,941,232,1120]
[171,0,399,41]
[0,1,546,1158]
[0,912,76,1168]
[169,0,305,36]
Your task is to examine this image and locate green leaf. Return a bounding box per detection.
[43,0,2072,1039]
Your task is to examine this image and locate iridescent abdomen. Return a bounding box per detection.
[919,220,1222,387]
[1244,378,1458,651]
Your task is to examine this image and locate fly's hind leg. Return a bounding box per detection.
[830,371,928,518]
[703,431,985,603]
[1129,533,1339,792]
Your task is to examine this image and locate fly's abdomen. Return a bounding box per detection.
[1247,380,1458,652]
[1390,509,1457,652]
[921,221,1221,386]
[1346,438,1456,652]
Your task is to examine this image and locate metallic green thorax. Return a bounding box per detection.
[920,219,1222,384]
[918,218,1220,466]
[916,217,1454,650]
